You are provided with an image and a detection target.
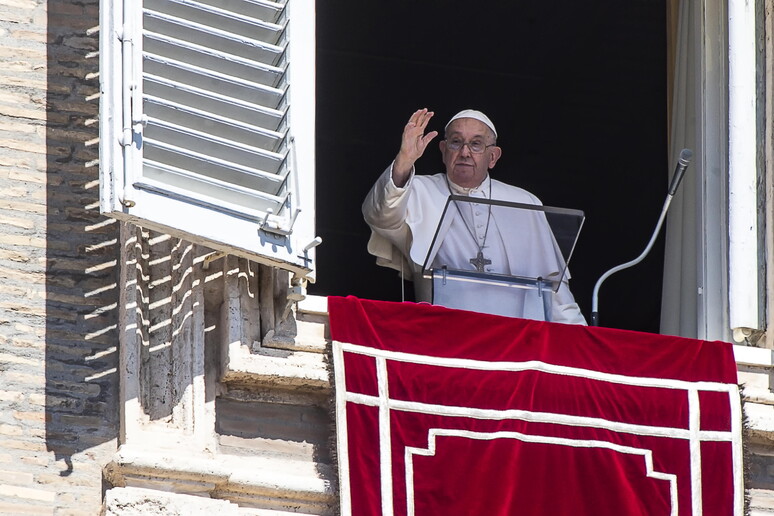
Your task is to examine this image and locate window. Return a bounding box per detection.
[99,0,318,279]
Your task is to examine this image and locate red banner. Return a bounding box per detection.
[329,296,742,516]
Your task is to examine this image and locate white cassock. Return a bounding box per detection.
[362,162,587,325]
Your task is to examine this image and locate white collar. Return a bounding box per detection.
[447,174,491,196]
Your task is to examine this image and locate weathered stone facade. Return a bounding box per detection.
[102,227,335,514]
[0,0,119,514]
[0,0,337,513]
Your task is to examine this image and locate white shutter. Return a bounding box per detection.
[99,0,318,279]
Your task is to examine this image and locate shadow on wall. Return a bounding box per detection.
[45,0,120,477]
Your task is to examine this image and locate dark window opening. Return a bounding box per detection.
[312,1,668,334]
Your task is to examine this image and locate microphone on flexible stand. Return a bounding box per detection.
[590,149,693,327]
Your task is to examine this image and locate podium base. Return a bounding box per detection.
[431,268,554,321]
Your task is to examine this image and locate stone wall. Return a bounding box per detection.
[0,0,120,514]
[0,1,336,513]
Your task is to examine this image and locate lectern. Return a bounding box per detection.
[421,195,584,322]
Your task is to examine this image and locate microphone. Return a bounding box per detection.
[590,149,693,326]
[668,148,693,196]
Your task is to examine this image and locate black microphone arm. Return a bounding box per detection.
[590,149,693,327]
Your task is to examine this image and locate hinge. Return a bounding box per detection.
[118,17,145,148]
[118,25,134,147]
[257,135,301,236]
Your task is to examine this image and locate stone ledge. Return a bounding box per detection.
[222,295,331,390]
[262,318,328,354]
[222,343,330,391]
[104,444,336,515]
[262,295,330,354]
[298,295,328,316]
[105,486,329,515]
[735,345,774,368]
[734,344,774,442]
[105,486,241,516]
[749,488,774,515]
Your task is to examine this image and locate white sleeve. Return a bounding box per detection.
[362,162,416,258]
[551,280,588,325]
[363,162,414,228]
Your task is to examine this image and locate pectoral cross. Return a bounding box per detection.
[470,250,492,273]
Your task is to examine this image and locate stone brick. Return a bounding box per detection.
[36,472,99,488]
[62,36,97,51]
[46,127,97,144]
[0,374,44,392]
[0,0,39,10]
[0,267,44,283]
[27,393,47,406]
[4,339,44,353]
[12,323,44,336]
[0,138,47,154]
[62,206,101,222]
[47,100,98,117]
[0,502,53,516]
[0,234,46,248]
[0,424,24,437]
[0,249,30,263]
[40,307,79,322]
[46,380,102,398]
[0,301,45,317]
[0,483,56,502]
[4,161,41,176]
[13,411,47,423]
[0,10,35,24]
[46,2,84,16]
[0,214,36,229]
[19,455,49,467]
[42,291,104,307]
[9,29,47,43]
[0,352,38,367]
[0,439,48,453]
[0,469,34,485]
[0,120,36,134]
[0,391,25,403]
[0,69,47,87]
[0,87,43,106]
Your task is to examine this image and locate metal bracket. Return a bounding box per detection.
[294,236,322,271]
[280,276,307,322]
[202,251,227,270]
[119,197,136,208]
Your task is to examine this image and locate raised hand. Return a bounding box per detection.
[392,108,439,187]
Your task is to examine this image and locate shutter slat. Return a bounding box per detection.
[147,0,286,44]
[144,118,286,174]
[144,8,285,66]
[144,136,287,187]
[195,0,286,24]
[143,30,286,87]
[134,173,287,221]
[144,95,284,152]
[142,165,287,205]
[143,53,286,108]
[144,74,285,131]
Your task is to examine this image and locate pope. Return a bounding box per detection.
[362,108,587,325]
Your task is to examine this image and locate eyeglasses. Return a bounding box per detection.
[445,137,495,154]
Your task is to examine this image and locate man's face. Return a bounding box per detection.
[440,118,502,189]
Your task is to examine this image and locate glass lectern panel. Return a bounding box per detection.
[421,196,584,321]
